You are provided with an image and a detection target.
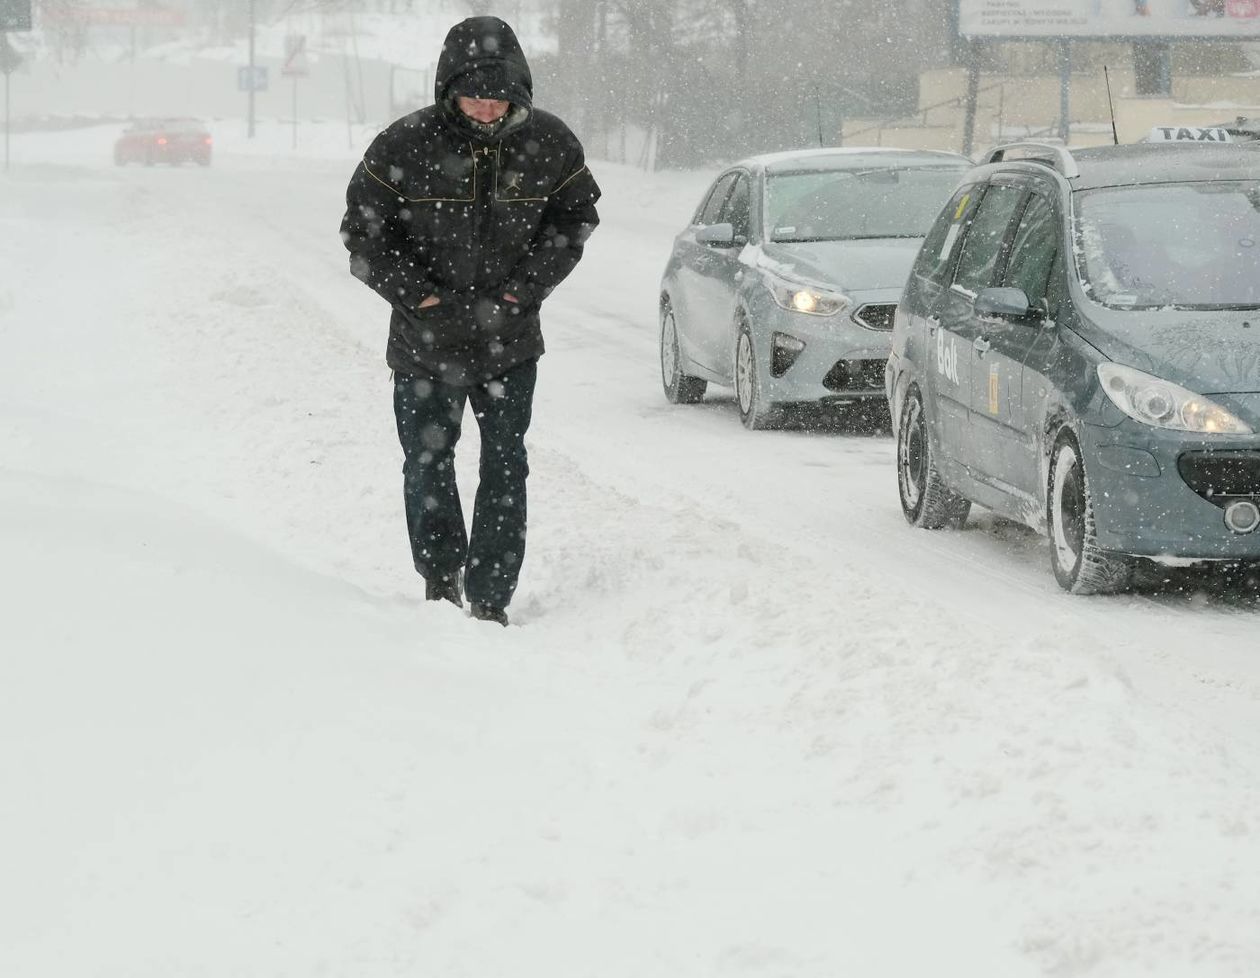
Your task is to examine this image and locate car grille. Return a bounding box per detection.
[823,359,886,393]
[1177,451,1260,508]
[853,303,896,331]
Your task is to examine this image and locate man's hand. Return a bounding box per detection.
[418,295,441,309]
[502,293,520,304]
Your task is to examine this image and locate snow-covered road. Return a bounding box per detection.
[2,126,1259,976]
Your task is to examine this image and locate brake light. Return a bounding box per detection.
[204,137,212,145]
[156,137,168,145]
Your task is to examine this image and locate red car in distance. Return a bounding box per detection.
[114,118,213,167]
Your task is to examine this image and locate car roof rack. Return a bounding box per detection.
[980,142,1080,179]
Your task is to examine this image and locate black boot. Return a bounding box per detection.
[425,575,463,608]
[470,602,509,627]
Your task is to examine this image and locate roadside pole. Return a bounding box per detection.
[1058,38,1072,145]
[1,0,33,173]
[3,49,10,172]
[282,34,308,151]
[247,0,256,138]
[961,39,980,158]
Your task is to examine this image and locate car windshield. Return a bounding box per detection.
[766,166,966,243]
[160,119,207,133]
[1075,181,1260,311]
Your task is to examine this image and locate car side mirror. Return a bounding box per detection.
[696,223,737,247]
[974,287,1044,325]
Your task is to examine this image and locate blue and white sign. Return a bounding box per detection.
[238,65,269,93]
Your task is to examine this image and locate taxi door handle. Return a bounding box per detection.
[927,315,941,333]
[973,336,991,354]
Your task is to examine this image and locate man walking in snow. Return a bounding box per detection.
[340,17,600,626]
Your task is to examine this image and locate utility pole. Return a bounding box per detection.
[961,39,980,157]
[1058,38,1072,145]
[2,41,11,172]
[2,38,24,173]
[247,0,256,138]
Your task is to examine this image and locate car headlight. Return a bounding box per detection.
[765,275,850,317]
[1097,363,1252,435]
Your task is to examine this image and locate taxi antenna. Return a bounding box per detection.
[1103,65,1120,146]
[813,85,824,147]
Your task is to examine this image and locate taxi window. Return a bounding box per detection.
[697,174,737,226]
[913,183,981,283]
[1002,193,1059,306]
[952,184,1024,294]
[720,173,751,240]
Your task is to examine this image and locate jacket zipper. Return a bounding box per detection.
[472,144,498,282]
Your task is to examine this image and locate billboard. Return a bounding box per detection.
[959,0,1260,38]
[1,0,32,33]
[41,7,186,27]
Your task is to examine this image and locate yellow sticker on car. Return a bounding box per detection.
[989,363,1000,414]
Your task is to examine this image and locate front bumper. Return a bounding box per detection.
[752,290,896,406]
[1080,419,1260,560]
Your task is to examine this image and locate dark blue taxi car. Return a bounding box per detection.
[887,141,1260,593]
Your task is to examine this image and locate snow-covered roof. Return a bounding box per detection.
[1060,142,1260,190]
[745,146,971,174]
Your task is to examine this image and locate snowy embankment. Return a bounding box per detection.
[2,123,1259,977]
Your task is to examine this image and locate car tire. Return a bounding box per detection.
[897,384,970,529]
[1047,432,1133,595]
[735,324,782,430]
[660,301,706,405]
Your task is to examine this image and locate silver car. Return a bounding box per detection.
[659,148,971,428]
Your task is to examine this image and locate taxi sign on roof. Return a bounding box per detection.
[1147,126,1233,144]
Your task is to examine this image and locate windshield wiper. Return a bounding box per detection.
[1189,303,1260,311]
[1103,302,1260,312]
[771,234,921,244]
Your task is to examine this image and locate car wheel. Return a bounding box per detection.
[897,384,970,529]
[660,301,706,405]
[1047,432,1133,594]
[735,324,782,430]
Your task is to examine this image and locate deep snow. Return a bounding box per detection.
[2,121,1260,977]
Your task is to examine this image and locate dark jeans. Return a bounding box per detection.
[393,359,537,609]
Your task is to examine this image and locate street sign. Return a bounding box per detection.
[0,35,20,73]
[282,34,309,78]
[0,0,32,33]
[238,65,268,93]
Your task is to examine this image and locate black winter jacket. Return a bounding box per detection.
[339,17,601,384]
